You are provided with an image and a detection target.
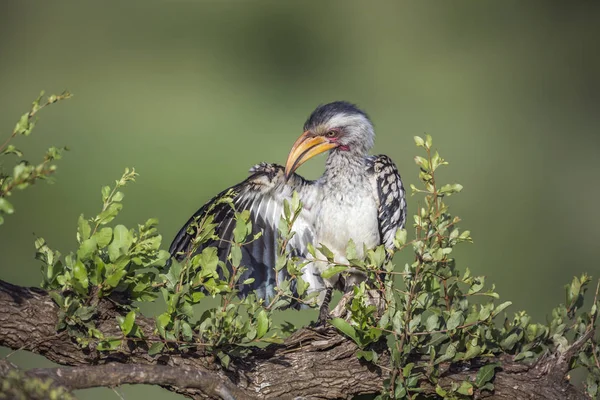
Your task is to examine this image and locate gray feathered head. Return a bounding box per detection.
[285,101,375,177]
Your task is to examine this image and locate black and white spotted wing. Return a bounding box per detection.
[367,155,407,249]
[169,163,317,301]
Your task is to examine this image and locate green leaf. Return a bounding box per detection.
[402,363,414,378]
[480,382,495,392]
[48,291,64,307]
[330,318,358,343]
[156,312,171,334]
[77,214,91,243]
[457,381,473,396]
[181,321,193,341]
[425,134,433,149]
[199,247,219,271]
[321,265,348,280]
[74,306,95,321]
[500,333,519,350]
[118,310,136,336]
[430,151,443,170]
[94,227,113,248]
[261,335,284,344]
[191,291,205,303]
[233,217,248,243]
[306,243,317,258]
[357,350,375,361]
[446,310,463,330]
[217,352,230,369]
[97,338,122,351]
[105,269,127,288]
[586,374,598,398]
[414,136,425,147]
[246,327,257,341]
[468,276,485,294]
[274,255,287,272]
[1,144,23,157]
[435,385,447,397]
[514,351,534,361]
[108,225,131,261]
[493,301,512,317]
[392,310,404,333]
[475,363,500,387]
[230,246,242,267]
[97,202,123,225]
[148,342,164,356]
[345,239,357,260]
[370,245,386,266]
[465,344,481,360]
[414,156,429,170]
[439,183,463,196]
[112,191,124,202]
[479,303,493,321]
[0,198,15,217]
[278,218,289,237]
[256,309,269,339]
[394,383,407,398]
[459,230,472,241]
[77,237,97,261]
[435,342,457,364]
[14,112,33,136]
[290,190,301,213]
[318,244,335,261]
[296,275,307,296]
[283,198,291,221]
[101,186,111,201]
[425,313,439,331]
[72,259,89,290]
[395,228,407,247]
[408,313,421,333]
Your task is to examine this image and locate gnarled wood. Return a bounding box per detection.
[0,280,588,399]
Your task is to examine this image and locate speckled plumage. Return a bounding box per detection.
[169,101,406,305]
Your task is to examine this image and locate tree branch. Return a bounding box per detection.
[0,360,247,400]
[0,279,589,399]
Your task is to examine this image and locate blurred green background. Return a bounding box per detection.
[1,1,599,398]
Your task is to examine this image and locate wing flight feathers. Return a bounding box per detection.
[168,163,317,301]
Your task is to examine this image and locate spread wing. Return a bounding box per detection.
[367,155,407,249]
[169,163,320,301]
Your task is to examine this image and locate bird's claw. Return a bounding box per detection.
[312,286,334,327]
[316,308,331,327]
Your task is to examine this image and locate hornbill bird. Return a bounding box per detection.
[169,101,406,322]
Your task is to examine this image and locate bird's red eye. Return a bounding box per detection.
[326,130,337,138]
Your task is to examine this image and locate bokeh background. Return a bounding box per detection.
[1,1,599,398]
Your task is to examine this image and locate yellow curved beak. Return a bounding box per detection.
[285,131,338,179]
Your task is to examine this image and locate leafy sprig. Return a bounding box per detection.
[38,168,170,349]
[321,135,600,399]
[0,91,71,225]
[151,189,319,366]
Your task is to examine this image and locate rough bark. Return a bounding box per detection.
[0,280,589,399]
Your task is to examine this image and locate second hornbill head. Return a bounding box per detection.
[285,101,375,179]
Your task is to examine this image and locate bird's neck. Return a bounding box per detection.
[321,150,367,188]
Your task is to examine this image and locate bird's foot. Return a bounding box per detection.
[312,287,334,327]
[315,305,331,327]
[330,291,354,320]
[330,289,386,321]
